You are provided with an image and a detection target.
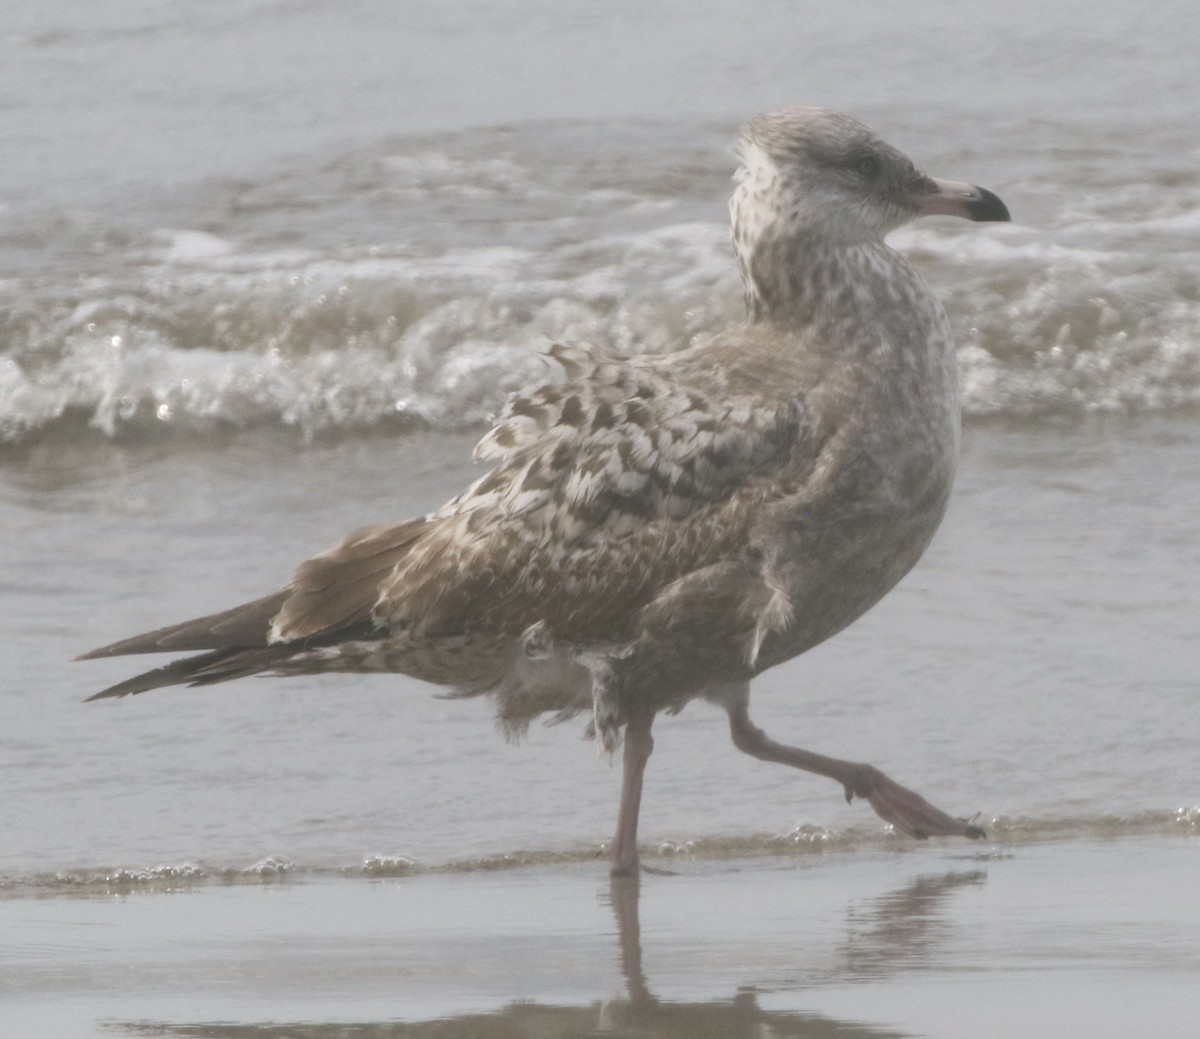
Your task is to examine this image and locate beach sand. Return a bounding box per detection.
[4,838,1198,1039]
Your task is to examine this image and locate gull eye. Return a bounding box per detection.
[854,154,882,178]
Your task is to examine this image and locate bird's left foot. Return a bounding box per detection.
[842,764,985,840]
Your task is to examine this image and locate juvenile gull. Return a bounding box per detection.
[80,107,1009,875]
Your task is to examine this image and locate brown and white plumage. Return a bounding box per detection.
[81,107,1009,874]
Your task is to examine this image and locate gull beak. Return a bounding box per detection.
[914,177,1010,222]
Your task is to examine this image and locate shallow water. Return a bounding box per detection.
[4,0,1200,1035]
[5,420,1199,884]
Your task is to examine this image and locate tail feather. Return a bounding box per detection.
[78,517,428,701]
[82,617,384,701]
[76,592,287,660]
[83,645,297,700]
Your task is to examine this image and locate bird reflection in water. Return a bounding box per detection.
[110,868,986,1039]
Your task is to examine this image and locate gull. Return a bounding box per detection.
[80,107,1009,875]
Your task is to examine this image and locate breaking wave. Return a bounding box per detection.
[4,126,1199,448]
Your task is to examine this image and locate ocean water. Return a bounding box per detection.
[3,1,1199,1036]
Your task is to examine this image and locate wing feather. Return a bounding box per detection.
[77,592,287,658]
[271,519,428,641]
[81,338,811,698]
[377,341,806,642]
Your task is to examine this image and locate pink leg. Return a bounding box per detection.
[609,704,655,876]
[725,689,984,840]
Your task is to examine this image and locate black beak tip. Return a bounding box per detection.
[966,186,1010,223]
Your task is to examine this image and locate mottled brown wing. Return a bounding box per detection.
[269,519,428,641]
[472,342,635,463]
[372,353,806,642]
[81,344,804,696]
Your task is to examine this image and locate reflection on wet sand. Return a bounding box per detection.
[841,870,987,978]
[115,999,908,1039]
[111,869,987,1039]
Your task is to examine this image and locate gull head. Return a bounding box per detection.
[732,106,1009,245]
[730,106,1009,315]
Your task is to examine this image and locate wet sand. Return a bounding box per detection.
[4,838,1198,1039]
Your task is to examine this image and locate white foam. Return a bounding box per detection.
[4,204,1199,446]
[158,229,235,263]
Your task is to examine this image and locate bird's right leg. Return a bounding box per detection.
[609,701,656,876]
[717,682,984,840]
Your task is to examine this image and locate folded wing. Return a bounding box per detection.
[81,341,806,698]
